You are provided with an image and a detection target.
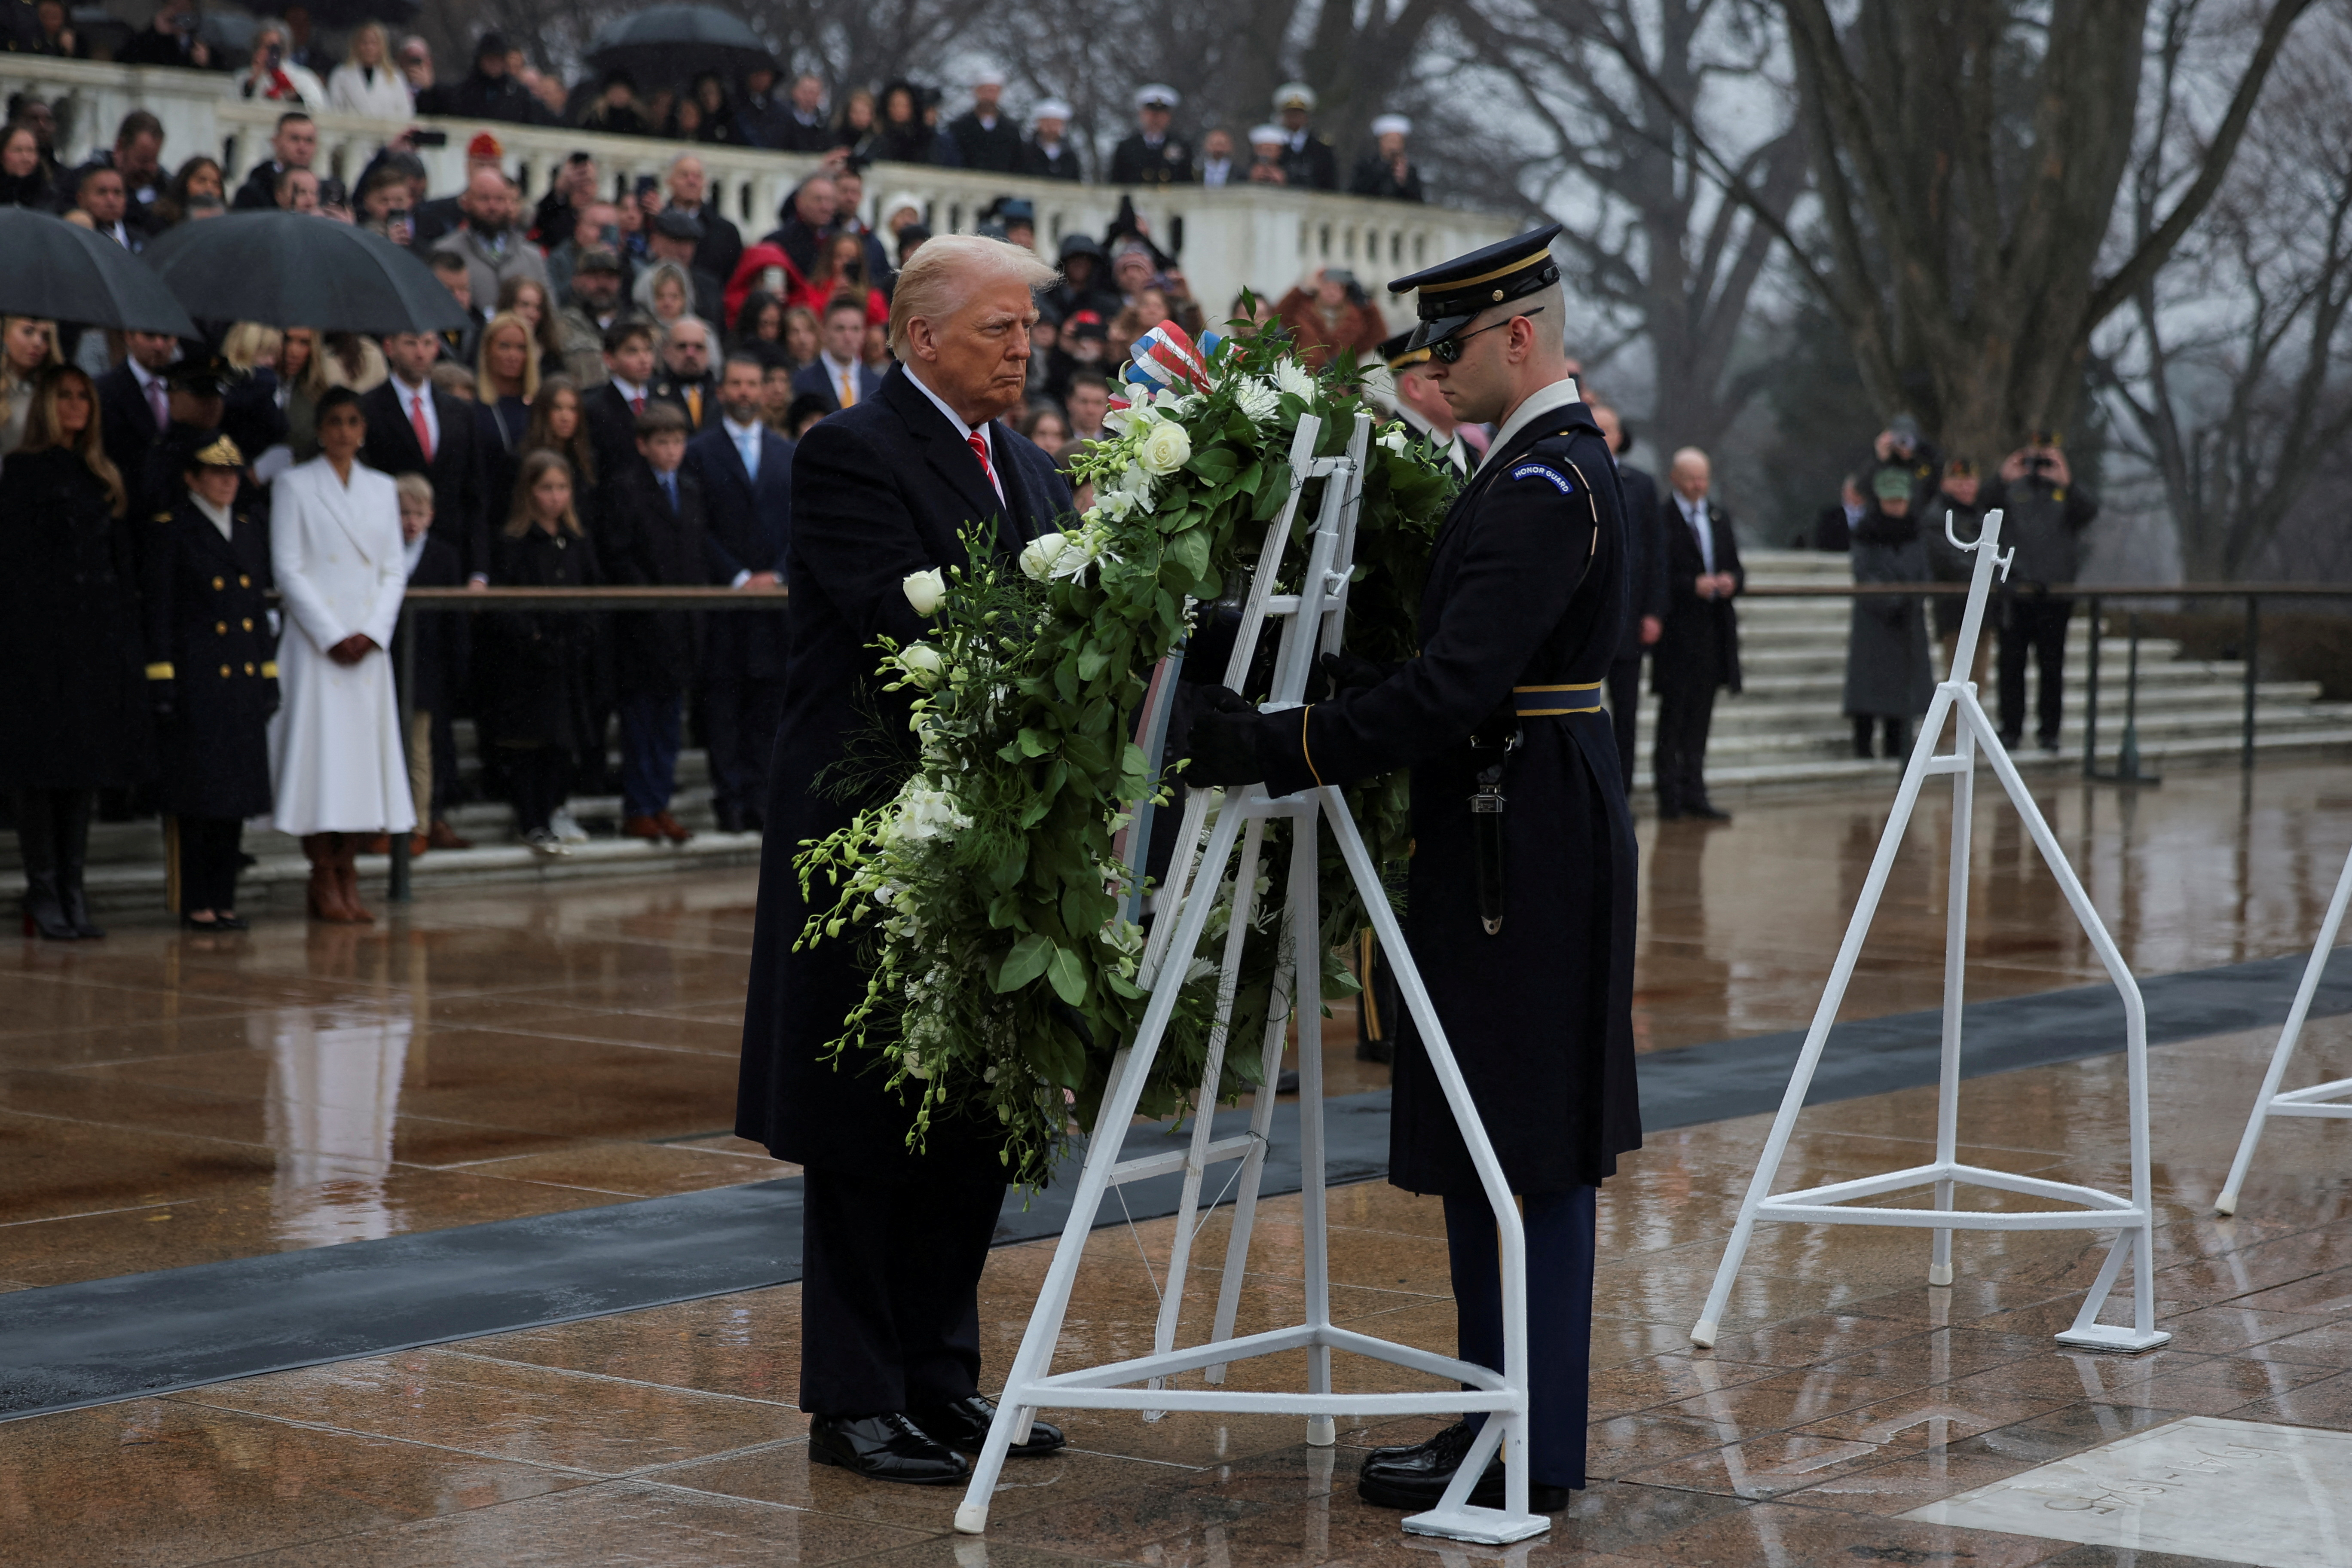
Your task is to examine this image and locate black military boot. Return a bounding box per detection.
[15,791,74,940]
[54,790,104,939]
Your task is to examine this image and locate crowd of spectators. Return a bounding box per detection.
[0,42,1429,933]
[5,12,1432,196]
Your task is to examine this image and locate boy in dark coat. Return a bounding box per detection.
[391,474,471,853]
[594,401,706,842]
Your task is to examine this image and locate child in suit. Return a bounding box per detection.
[392,474,471,854]
[594,402,706,842]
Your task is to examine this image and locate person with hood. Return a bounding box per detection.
[1046,232,1119,321]
[1842,466,1936,759]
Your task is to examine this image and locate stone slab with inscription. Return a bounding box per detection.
[1905,1416,2352,1568]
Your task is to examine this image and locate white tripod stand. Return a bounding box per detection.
[953,410,1550,1544]
[2214,843,2352,1216]
[1688,508,2171,1355]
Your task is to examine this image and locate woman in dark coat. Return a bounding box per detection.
[481,450,601,854]
[1843,466,1936,758]
[142,434,277,928]
[0,366,150,938]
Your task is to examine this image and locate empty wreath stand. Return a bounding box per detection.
[1688,508,2173,1357]
[954,411,1551,1544]
[2214,840,2352,1216]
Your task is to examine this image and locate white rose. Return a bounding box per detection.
[1378,425,1409,455]
[902,568,947,616]
[1138,420,1193,476]
[1019,532,1068,581]
[899,642,944,687]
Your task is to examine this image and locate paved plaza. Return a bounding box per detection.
[3,760,2350,1565]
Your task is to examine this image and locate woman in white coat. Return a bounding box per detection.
[270,387,415,922]
[326,24,415,120]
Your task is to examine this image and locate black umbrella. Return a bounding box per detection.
[141,213,467,336]
[584,3,775,85]
[0,208,198,337]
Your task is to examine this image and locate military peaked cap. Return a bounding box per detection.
[1389,222,1563,354]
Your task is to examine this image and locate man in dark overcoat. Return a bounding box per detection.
[735,237,1074,1485]
[1186,226,1641,1516]
[1652,446,1743,820]
[1590,400,1665,795]
[140,434,275,927]
[687,356,793,833]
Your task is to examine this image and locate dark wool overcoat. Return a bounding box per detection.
[1254,392,1643,1196]
[141,493,277,819]
[735,366,1070,1174]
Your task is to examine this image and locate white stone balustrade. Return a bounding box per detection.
[0,54,1515,324]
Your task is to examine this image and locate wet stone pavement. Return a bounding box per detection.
[0,758,2349,1565]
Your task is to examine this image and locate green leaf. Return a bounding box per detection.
[1016,727,1052,758]
[1187,448,1239,483]
[996,932,1053,992]
[1076,645,1109,681]
[1044,945,1088,1005]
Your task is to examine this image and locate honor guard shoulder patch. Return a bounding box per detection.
[1509,462,1574,493]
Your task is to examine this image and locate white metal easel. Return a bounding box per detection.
[1688,508,2172,1355]
[953,410,1549,1545]
[2214,843,2352,1216]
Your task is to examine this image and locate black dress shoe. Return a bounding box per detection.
[807,1413,970,1484]
[1358,1421,1571,1513]
[1654,804,1685,822]
[911,1394,1065,1458]
[1686,802,1732,822]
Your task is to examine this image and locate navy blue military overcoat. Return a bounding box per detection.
[1254,387,1643,1196]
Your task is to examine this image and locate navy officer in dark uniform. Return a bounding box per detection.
[140,434,278,929]
[1185,225,1641,1515]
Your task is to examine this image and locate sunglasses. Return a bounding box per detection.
[1429,306,1543,364]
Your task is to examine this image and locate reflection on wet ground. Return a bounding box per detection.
[1,757,2349,1562]
[3,1011,2348,1565]
[4,759,2351,1290]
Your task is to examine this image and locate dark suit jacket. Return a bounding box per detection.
[594,463,707,694]
[736,364,1072,1170]
[94,362,159,492]
[656,371,719,432]
[1654,496,1745,695]
[790,357,886,416]
[394,533,468,718]
[229,160,284,211]
[1613,461,1668,662]
[358,379,489,581]
[582,380,687,489]
[685,421,792,681]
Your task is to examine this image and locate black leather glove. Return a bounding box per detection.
[1182,685,1265,786]
[1313,649,1389,700]
[148,678,176,720]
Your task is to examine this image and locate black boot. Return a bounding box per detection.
[54,789,103,939]
[1853,718,1876,759]
[1884,719,1909,758]
[15,791,74,940]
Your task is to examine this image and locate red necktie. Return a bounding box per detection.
[409,391,434,462]
[967,433,998,495]
[631,393,645,416]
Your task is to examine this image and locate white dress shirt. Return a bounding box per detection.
[192,491,235,542]
[1675,493,1717,575]
[611,376,650,412]
[393,374,439,456]
[819,351,862,408]
[1201,157,1233,187]
[129,358,171,428]
[1476,376,1580,471]
[904,367,1004,505]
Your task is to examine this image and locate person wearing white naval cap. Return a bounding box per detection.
[1110,83,1193,186]
[1025,97,1081,180]
[1352,112,1425,202]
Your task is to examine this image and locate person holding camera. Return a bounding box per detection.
[118,6,214,70]
[1984,433,2098,752]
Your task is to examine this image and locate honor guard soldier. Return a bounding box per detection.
[1377,329,1471,479]
[1184,224,1640,1515]
[141,434,278,929]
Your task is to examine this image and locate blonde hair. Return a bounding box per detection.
[887,234,1058,360]
[345,21,388,68]
[2,316,63,384]
[221,321,284,372]
[23,366,128,517]
[395,472,434,511]
[505,449,581,538]
[476,310,541,401]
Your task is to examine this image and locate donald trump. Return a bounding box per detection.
[735,237,1075,1483]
